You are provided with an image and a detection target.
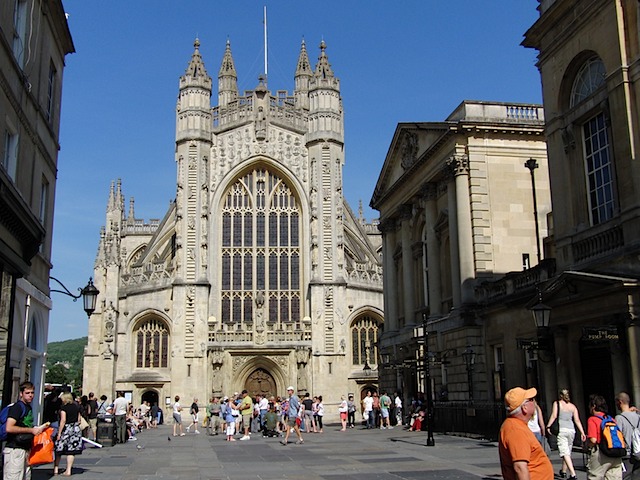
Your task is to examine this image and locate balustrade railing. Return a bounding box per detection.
[476,259,556,302]
[506,104,541,121]
[208,321,312,343]
[572,226,624,262]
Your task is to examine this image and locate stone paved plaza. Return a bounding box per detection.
[31,422,583,479]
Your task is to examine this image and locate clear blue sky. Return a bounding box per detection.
[49,0,542,341]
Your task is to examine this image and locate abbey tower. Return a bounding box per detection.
[83,39,384,416]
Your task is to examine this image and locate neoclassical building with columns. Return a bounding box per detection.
[82,39,383,415]
[371,101,549,405]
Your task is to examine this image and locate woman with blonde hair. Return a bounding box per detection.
[546,388,586,480]
[54,392,83,476]
[338,395,348,431]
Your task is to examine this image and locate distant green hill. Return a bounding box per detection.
[45,337,87,387]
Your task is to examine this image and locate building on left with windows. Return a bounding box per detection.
[0,0,74,414]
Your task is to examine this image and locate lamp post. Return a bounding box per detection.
[414,314,435,446]
[50,277,100,317]
[462,345,476,403]
[530,289,552,351]
[524,158,542,265]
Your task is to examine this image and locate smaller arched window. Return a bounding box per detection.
[570,57,606,107]
[135,319,169,368]
[351,314,381,365]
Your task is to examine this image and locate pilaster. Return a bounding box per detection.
[447,154,475,305]
[421,183,441,315]
[379,218,399,332]
[399,204,416,326]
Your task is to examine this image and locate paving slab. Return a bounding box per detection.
[29,424,572,479]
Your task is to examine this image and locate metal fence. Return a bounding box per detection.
[432,401,506,441]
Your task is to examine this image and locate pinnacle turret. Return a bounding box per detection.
[308,40,342,143]
[107,180,115,212]
[296,39,312,76]
[314,40,334,79]
[127,197,135,225]
[218,39,238,107]
[176,39,212,144]
[294,39,312,110]
[184,38,210,83]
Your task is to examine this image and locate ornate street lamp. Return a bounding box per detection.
[530,289,553,351]
[50,277,100,317]
[524,158,542,265]
[414,314,435,446]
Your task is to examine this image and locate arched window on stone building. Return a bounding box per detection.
[568,55,615,226]
[351,314,381,366]
[570,57,606,107]
[220,167,301,328]
[135,319,169,368]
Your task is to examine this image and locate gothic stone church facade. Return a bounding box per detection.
[82,39,384,416]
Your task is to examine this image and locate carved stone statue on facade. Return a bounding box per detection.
[104,302,117,342]
[400,131,418,170]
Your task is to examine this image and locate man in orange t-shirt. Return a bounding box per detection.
[499,387,553,480]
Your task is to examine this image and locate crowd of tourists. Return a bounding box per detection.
[170,387,321,444]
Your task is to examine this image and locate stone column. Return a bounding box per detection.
[445,173,462,308]
[421,183,441,315]
[627,292,640,404]
[448,155,475,305]
[379,219,398,332]
[400,204,416,326]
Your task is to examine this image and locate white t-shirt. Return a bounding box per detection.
[258,397,269,411]
[395,396,402,409]
[173,402,181,414]
[363,396,373,412]
[113,397,128,416]
[528,408,541,434]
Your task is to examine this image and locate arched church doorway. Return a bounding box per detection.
[141,390,159,408]
[245,368,276,398]
[360,385,377,402]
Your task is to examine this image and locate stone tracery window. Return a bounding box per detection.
[135,319,169,368]
[351,314,380,365]
[221,167,301,328]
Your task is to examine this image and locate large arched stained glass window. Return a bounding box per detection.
[351,314,380,365]
[135,319,169,368]
[221,167,301,328]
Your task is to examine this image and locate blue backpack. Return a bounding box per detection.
[598,414,627,458]
[0,402,27,441]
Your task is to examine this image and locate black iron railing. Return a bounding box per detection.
[432,401,506,441]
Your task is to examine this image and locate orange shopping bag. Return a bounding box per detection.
[28,427,54,466]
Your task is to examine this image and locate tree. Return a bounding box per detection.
[46,363,70,384]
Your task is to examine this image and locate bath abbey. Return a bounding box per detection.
[82,39,384,414]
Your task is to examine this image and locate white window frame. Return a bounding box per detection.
[39,177,49,224]
[582,112,615,225]
[3,129,19,181]
[12,0,28,68]
[47,62,57,123]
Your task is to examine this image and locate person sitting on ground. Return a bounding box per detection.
[263,404,279,437]
[409,409,426,431]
